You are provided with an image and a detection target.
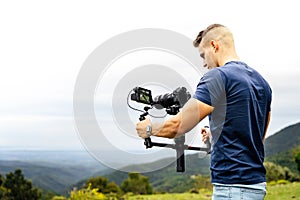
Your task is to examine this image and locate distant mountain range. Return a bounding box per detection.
[0,160,96,194]
[0,151,107,194]
[1,122,300,194]
[264,122,300,173]
[265,122,300,156]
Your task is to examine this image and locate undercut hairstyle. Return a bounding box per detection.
[193,24,225,47]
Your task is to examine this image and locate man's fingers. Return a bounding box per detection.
[202,135,208,143]
[201,127,210,143]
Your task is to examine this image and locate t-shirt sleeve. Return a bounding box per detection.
[193,69,226,107]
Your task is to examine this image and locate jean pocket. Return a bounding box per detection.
[213,186,231,199]
[241,188,266,200]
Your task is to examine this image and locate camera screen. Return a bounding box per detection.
[131,87,153,105]
[137,88,152,104]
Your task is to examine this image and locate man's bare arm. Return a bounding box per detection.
[136,98,213,139]
[263,111,271,142]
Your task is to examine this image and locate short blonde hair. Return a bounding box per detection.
[193,24,226,47]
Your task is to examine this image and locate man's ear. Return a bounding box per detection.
[210,40,219,52]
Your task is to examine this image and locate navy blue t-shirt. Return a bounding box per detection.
[193,61,272,184]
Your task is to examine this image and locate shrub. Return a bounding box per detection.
[69,184,106,200]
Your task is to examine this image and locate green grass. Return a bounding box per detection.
[265,182,300,200]
[127,192,211,200]
[125,182,300,200]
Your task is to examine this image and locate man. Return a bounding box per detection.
[136,24,272,200]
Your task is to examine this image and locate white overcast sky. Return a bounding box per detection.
[0,0,299,150]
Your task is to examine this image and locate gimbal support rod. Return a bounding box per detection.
[144,137,210,152]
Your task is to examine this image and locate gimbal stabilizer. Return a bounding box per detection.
[129,86,211,172]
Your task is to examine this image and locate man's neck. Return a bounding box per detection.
[219,53,240,66]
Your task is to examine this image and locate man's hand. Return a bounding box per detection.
[201,126,210,144]
[136,118,151,139]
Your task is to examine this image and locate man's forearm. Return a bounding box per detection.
[152,99,213,138]
[151,113,182,138]
[136,98,213,139]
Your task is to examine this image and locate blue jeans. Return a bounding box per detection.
[212,183,266,200]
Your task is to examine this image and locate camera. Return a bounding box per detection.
[131,86,191,114]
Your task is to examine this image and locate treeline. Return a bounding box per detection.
[2,160,300,200]
[1,145,300,200]
[264,145,300,183]
[0,169,41,200]
[0,169,153,200]
[53,172,152,199]
[53,159,300,199]
[266,145,300,174]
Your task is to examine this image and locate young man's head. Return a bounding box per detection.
[193,24,238,69]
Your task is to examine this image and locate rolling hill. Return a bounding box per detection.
[265,122,300,156]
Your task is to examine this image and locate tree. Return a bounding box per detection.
[85,176,120,194]
[0,173,6,199]
[191,174,213,191]
[69,184,106,200]
[3,169,41,200]
[264,161,299,182]
[295,150,300,173]
[120,172,152,195]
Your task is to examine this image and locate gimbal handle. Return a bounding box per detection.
[139,113,152,148]
[139,112,185,172]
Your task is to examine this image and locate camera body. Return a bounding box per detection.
[131,86,191,114]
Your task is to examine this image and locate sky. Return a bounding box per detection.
[0,0,300,152]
